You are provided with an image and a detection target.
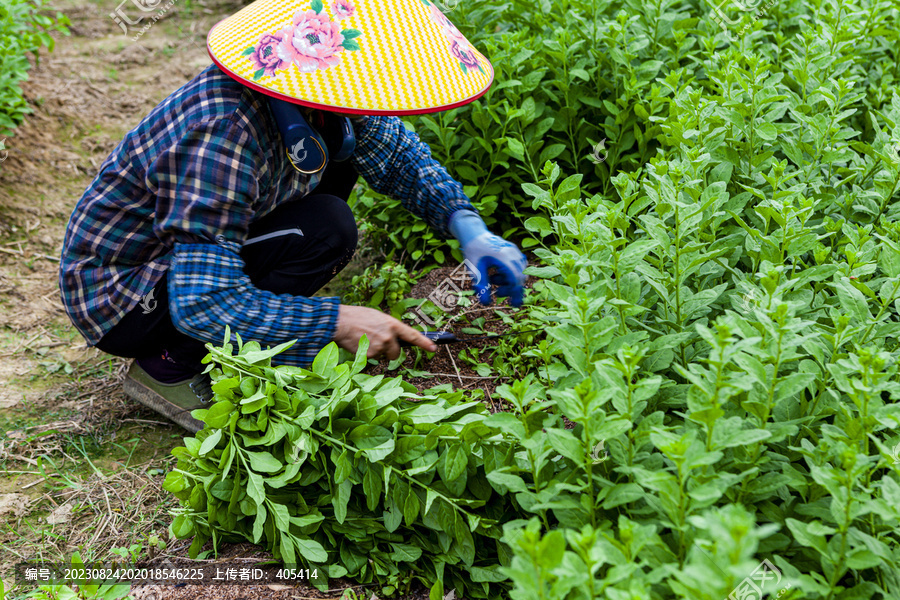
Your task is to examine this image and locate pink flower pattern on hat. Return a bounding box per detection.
[243,0,361,80]
[277,9,345,73]
[249,32,289,77]
[450,40,479,71]
[428,3,464,44]
[331,0,355,19]
[422,0,484,75]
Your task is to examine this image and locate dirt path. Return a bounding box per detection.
[0,0,217,408]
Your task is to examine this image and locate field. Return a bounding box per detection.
[2,0,900,598]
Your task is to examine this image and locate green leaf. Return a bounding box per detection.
[342,39,361,52]
[786,519,833,555]
[312,342,340,376]
[240,377,258,397]
[218,443,235,477]
[294,406,316,430]
[546,428,583,464]
[333,479,352,523]
[389,543,422,562]
[245,451,282,473]
[310,0,323,13]
[204,400,235,428]
[402,404,448,422]
[524,216,552,236]
[442,444,468,482]
[506,137,525,161]
[486,470,529,494]
[756,122,778,141]
[99,584,131,600]
[290,513,325,528]
[163,471,188,493]
[342,28,362,39]
[834,279,872,323]
[241,340,296,364]
[241,45,255,56]
[279,533,296,565]
[846,549,881,570]
[470,565,507,582]
[199,430,222,456]
[537,529,567,568]
[295,537,328,562]
[351,335,370,375]
[362,440,395,463]
[601,483,644,509]
[211,377,238,399]
[246,469,265,506]
[335,450,353,484]
[270,502,291,530]
[171,514,194,538]
[252,503,267,543]
[348,424,393,449]
[424,488,439,514]
[429,579,443,600]
[239,388,266,405]
[363,465,383,511]
[402,487,420,526]
[384,495,402,532]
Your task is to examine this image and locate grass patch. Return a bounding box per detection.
[0,348,190,597]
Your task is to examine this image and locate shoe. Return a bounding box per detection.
[123,361,213,433]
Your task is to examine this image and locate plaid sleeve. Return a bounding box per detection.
[168,242,339,367]
[349,115,476,239]
[149,116,340,366]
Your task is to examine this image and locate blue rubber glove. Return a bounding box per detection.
[449,209,527,307]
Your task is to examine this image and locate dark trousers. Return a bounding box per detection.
[96,160,359,372]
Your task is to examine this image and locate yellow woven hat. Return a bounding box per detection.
[207,0,494,115]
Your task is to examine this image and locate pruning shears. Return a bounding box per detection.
[400,328,542,348]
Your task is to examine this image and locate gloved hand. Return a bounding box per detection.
[449,209,527,307]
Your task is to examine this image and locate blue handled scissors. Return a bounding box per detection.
[399,328,542,347]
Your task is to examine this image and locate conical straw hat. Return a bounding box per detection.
[207,0,494,115]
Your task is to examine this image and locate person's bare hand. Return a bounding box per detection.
[334,305,437,360]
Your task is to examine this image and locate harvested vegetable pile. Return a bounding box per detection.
[163,331,521,599]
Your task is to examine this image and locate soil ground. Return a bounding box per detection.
[365,265,540,405]
[0,2,539,598]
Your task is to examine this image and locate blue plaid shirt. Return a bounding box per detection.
[59,64,475,366]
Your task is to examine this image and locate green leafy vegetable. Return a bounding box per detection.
[164,332,522,598]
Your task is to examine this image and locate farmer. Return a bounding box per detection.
[58,0,527,432]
